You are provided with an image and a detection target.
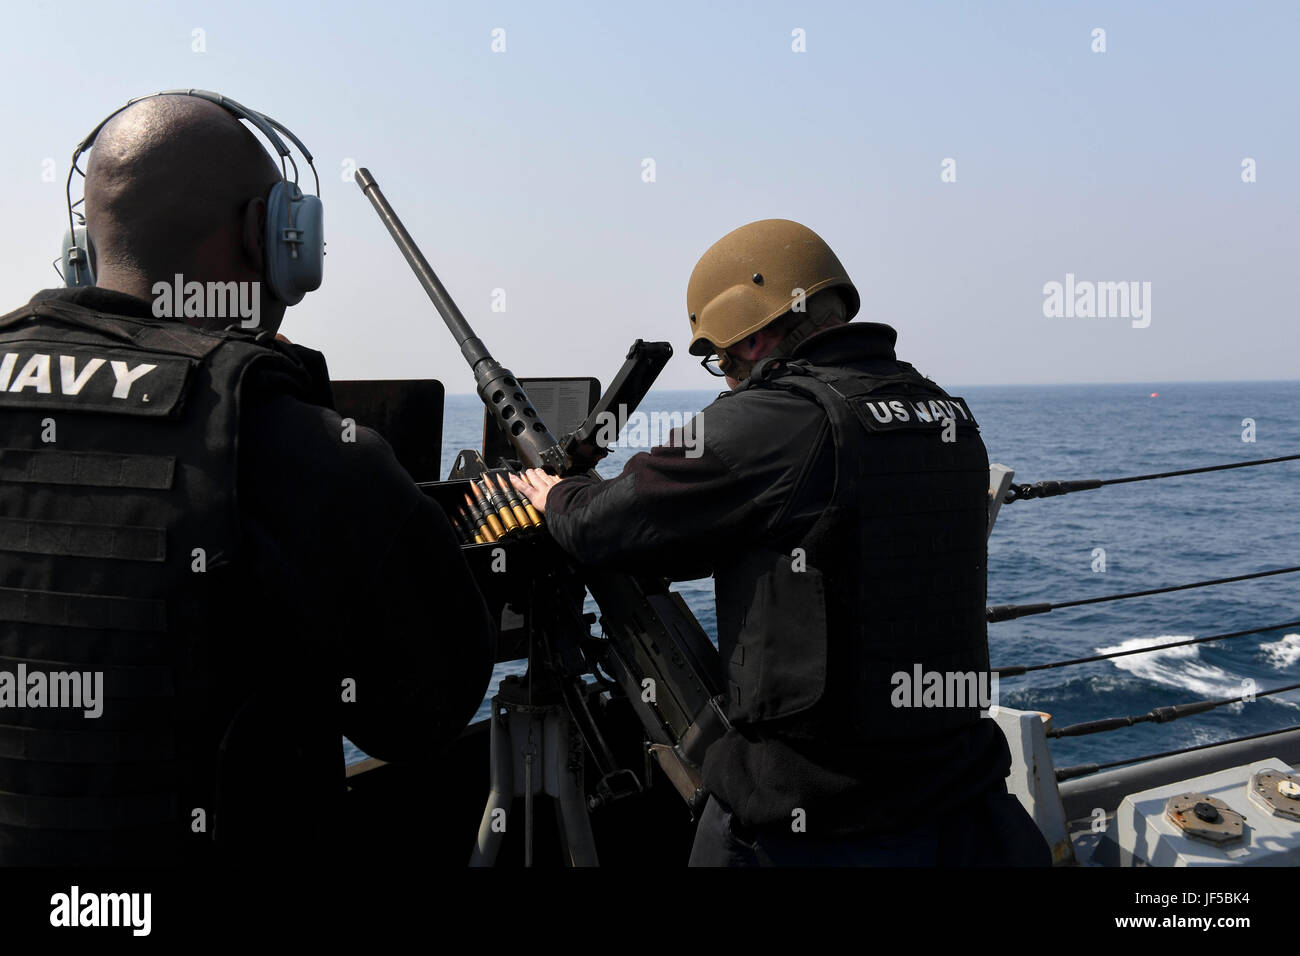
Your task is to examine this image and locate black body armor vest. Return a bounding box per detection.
[0,296,314,864]
[713,356,993,743]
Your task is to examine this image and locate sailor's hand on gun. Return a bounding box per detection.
[510,468,561,515]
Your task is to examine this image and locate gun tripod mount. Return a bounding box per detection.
[469,673,600,867]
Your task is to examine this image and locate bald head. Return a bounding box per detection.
[83,95,286,329]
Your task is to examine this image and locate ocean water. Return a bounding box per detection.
[344,381,1300,774]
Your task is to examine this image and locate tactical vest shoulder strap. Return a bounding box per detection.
[748,362,882,503]
[0,298,241,359]
[746,358,978,507]
[0,297,321,406]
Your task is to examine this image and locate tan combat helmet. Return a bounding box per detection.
[686,219,860,356]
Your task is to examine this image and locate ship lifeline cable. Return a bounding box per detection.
[1054,724,1300,782]
[992,617,1300,675]
[986,565,1300,622]
[1003,452,1300,503]
[1047,681,1300,739]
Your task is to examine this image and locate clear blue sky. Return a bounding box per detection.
[1,0,1295,391]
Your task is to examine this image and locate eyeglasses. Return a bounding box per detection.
[700,353,727,377]
[700,334,758,378]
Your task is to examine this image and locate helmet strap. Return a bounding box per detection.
[726,308,842,381]
[767,309,837,361]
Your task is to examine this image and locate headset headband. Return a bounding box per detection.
[65,88,321,239]
[61,89,325,304]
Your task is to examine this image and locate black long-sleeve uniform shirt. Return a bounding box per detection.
[545,322,1011,835]
[26,288,496,850]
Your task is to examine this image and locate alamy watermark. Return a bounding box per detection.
[152,275,260,328]
[1042,273,1151,328]
[50,886,150,936]
[890,665,999,716]
[592,404,703,458]
[0,665,103,718]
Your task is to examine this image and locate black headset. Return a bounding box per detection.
[62,89,323,306]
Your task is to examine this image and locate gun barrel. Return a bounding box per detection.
[355,167,567,473]
[354,167,482,362]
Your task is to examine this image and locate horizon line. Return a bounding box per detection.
[436,377,1300,397]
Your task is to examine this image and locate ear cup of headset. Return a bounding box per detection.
[62,226,95,288]
[70,91,325,304]
[263,180,324,306]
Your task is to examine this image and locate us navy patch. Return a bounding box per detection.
[852,395,979,431]
[0,343,192,417]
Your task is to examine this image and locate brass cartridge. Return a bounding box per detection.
[508,471,545,528]
[481,477,520,533]
[463,492,498,542]
[493,472,535,530]
[469,481,507,540]
[454,506,485,544]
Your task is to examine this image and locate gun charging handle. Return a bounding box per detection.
[354,167,568,473]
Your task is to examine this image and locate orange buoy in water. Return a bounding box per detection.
[1150,392,1158,398]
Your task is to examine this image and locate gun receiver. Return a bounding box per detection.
[563,339,673,472]
[356,168,728,813]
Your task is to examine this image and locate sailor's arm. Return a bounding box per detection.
[520,444,747,579]
[512,392,832,578]
[336,491,496,760]
[239,388,496,763]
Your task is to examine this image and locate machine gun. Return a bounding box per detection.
[355,169,729,865]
